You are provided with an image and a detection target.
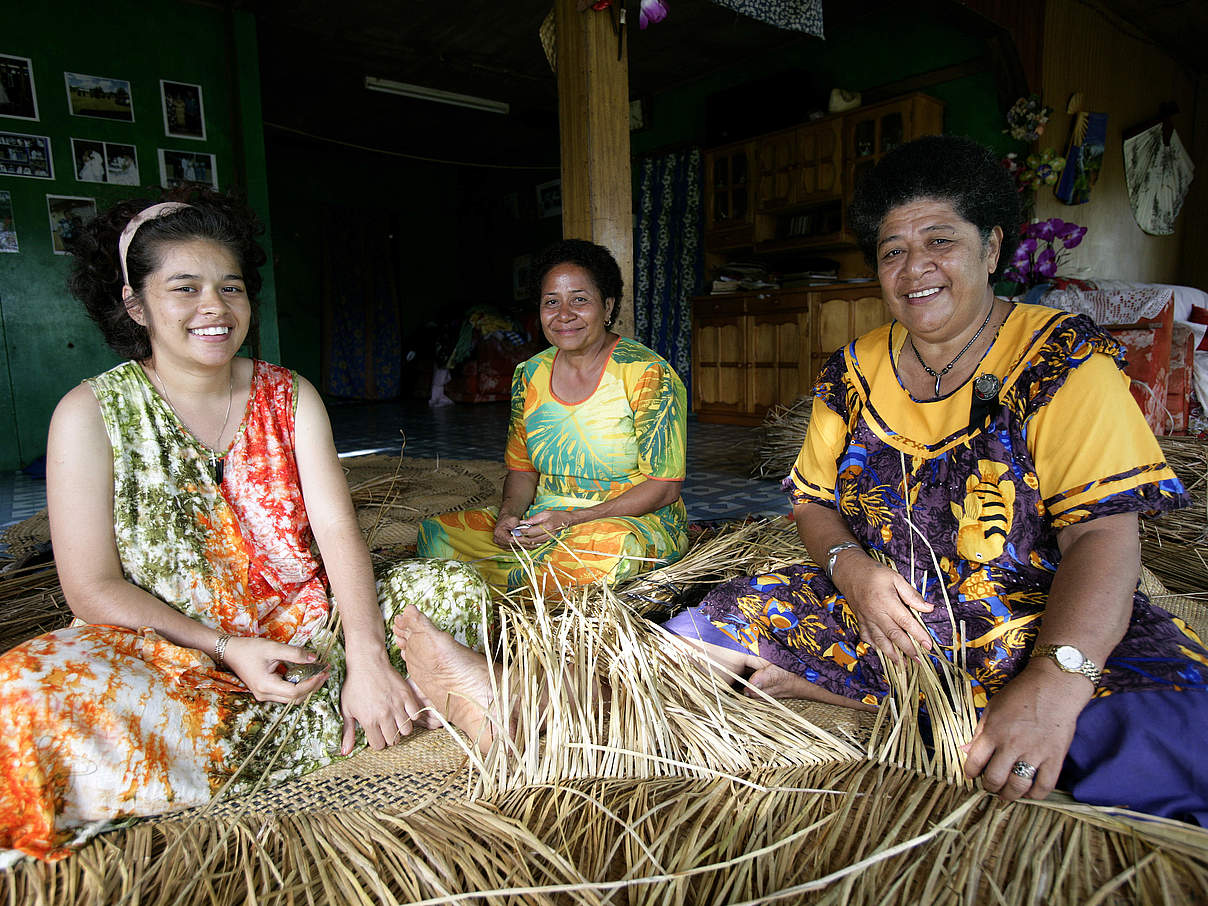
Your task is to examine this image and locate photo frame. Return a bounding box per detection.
[0,130,54,179]
[105,142,139,185]
[536,178,561,219]
[71,137,107,182]
[512,253,533,301]
[160,80,206,140]
[0,55,39,121]
[64,71,134,122]
[46,194,97,255]
[158,148,217,189]
[0,190,18,253]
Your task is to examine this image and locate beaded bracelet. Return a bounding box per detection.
[214,633,233,667]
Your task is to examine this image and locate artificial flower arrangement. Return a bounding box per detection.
[1004,94,1053,142]
[1002,217,1087,293]
[1002,149,1066,193]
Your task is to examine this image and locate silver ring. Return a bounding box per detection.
[1011,760,1038,781]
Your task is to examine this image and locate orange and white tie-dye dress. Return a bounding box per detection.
[0,360,489,862]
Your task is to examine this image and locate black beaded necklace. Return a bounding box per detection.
[909,302,995,398]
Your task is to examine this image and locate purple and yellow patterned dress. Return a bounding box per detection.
[667,304,1208,820]
[419,336,688,591]
[0,360,490,861]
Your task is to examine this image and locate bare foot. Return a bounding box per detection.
[393,607,500,753]
[405,676,443,730]
[746,665,877,712]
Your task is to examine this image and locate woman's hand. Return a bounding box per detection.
[221,636,330,704]
[835,555,934,663]
[508,509,575,548]
[492,513,523,547]
[339,648,429,754]
[961,661,1094,802]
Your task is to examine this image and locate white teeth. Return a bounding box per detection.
[190,326,229,336]
[906,288,941,299]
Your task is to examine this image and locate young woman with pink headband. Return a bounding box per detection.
[0,192,490,861]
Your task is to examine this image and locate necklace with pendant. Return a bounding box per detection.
[150,363,234,484]
[909,302,995,398]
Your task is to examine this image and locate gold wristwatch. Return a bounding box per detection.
[1032,644,1101,687]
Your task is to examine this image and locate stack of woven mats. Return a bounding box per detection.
[3,454,1208,904]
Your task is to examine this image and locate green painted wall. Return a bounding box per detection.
[0,1,277,470]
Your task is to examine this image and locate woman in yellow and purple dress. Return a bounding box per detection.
[665,136,1208,822]
[418,240,688,594]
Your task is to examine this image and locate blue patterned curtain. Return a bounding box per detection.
[634,149,703,394]
[708,0,823,36]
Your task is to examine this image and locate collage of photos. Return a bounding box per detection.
[1,54,218,255]
[70,138,139,185]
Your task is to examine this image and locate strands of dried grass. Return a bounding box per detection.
[753,396,813,479]
[1142,436,1208,594]
[0,564,69,654]
[468,566,864,799]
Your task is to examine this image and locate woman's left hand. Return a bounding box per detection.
[508,508,576,548]
[961,662,1094,802]
[339,648,428,754]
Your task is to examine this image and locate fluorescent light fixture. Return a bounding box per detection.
[365,76,510,115]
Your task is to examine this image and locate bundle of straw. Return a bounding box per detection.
[1142,435,1208,595]
[753,395,812,479]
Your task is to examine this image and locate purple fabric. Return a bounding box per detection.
[1061,689,1208,825]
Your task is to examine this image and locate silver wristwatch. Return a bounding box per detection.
[1032,644,1101,687]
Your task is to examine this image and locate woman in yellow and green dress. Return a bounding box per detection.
[0,194,489,862]
[418,240,688,595]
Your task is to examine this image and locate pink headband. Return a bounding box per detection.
[118,202,191,285]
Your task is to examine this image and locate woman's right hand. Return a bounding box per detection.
[833,555,934,663]
[220,636,330,704]
[493,513,523,547]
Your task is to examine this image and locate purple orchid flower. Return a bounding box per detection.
[1060,224,1087,248]
[1031,219,1057,241]
[1014,236,1038,259]
[1035,247,1057,279]
[639,0,669,28]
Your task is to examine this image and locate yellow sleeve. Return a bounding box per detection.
[1028,352,1174,516]
[785,396,849,508]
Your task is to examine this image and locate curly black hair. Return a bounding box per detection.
[848,134,1022,280]
[66,188,267,360]
[528,239,623,328]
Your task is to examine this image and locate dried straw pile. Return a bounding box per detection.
[753,396,812,479]
[5,521,1208,904]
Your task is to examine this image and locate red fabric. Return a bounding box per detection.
[1189,305,1208,351]
[1168,325,1195,434]
[1104,301,1173,435]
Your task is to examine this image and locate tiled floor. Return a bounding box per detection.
[0,400,790,530]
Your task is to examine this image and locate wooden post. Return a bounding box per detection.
[553,0,634,337]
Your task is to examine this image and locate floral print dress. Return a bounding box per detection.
[419,337,689,590]
[666,305,1208,819]
[0,360,490,861]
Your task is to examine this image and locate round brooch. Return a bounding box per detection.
[972,373,1001,402]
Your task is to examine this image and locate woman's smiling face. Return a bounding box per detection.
[875,198,1002,346]
[124,238,251,368]
[538,263,614,353]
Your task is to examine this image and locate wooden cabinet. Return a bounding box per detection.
[704,140,756,250]
[702,92,943,255]
[693,284,889,425]
[845,94,944,202]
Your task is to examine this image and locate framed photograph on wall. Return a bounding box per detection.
[512,253,533,301]
[0,190,19,253]
[0,131,54,179]
[158,148,217,189]
[160,80,205,140]
[64,72,134,122]
[106,142,139,185]
[536,179,561,219]
[0,55,39,121]
[71,137,108,182]
[46,194,97,255]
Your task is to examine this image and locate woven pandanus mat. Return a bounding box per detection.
[343,454,506,557]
